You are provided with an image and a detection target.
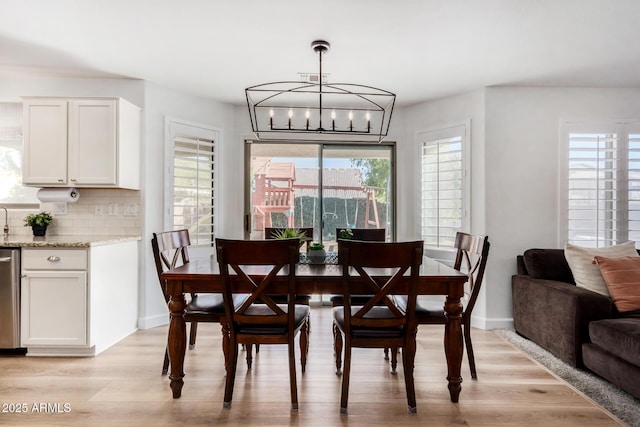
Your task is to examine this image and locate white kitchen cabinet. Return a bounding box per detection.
[21,248,88,348]
[22,97,141,189]
[20,241,139,356]
[21,270,88,347]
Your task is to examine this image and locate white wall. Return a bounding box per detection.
[400,90,489,326]
[484,86,640,328]
[140,82,236,328]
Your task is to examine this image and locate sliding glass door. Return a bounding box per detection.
[245,141,395,245]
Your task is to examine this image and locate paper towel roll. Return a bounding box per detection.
[36,187,80,203]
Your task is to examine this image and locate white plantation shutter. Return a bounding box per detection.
[172,136,215,246]
[419,124,469,249]
[563,121,640,248]
[627,132,640,243]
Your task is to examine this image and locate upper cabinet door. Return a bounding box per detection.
[22,99,69,185]
[68,99,117,186]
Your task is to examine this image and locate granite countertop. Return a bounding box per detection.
[0,235,141,248]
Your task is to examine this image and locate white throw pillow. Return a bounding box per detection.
[564,241,639,296]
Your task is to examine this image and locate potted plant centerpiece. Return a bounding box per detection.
[272,227,308,240]
[24,211,53,236]
[307,242,326,264]
[271,227,311,250]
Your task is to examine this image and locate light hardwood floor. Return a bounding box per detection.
[0,307,625,426]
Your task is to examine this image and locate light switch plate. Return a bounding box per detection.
[108,203,118,216]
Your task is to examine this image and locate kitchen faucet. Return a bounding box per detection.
[1,206,8,238]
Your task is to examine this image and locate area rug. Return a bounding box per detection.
[494,329,640,427]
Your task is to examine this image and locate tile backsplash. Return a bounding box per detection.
[3,189,142,237]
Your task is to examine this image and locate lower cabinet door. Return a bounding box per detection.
[21,271,87,346]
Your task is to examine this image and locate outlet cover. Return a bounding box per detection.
[55,202,68,215]
[95,204,103,216]
[124,204,138,217]
[108,203,118,216]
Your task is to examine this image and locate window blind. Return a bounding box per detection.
[565,122,640,248]
[567,132,619,246]
[420,131,464,248]
[172,136,215,246]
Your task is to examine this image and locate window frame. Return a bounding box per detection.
[416,121,470,261]
[243,140,397,244]
[164,117,220,247]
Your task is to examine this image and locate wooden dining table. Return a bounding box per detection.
[161,255,468,402]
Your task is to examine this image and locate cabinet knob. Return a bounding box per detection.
[47,256,60,262]
[58,179,64,182]
[70,178,77,182]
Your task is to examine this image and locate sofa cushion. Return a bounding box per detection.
[588,318,640,367]
[594,256,640,313]
[564,241,638,296]
[523,249,574,283]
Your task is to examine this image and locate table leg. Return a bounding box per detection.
[444,295,463,403]
[168,290,187,398]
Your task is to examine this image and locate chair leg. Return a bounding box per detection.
[189,321,198,350]
[464,324,477,379]
[300,316,309,372]
[288,337,299,412]
[221,323,230,374]
[390,348,398,374]
[162,347,170,375]
[246,343,254,369]
[402,341,417,415]
[223,341,239,409]
[340,341,352,415]
[333,321,343,375]
[384,347,389,360]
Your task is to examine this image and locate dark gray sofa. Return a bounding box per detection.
[512,248,640,399]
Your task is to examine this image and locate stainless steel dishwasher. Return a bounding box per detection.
[0,247,23,351]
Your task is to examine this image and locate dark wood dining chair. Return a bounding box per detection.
[333,239,423,415]
[250,228,313,365]
[151,229,227,375]
[394,232,490,380]
[331,227,386,306]
[215,238,310,411]
[331,228,389,361]
[420,232,489,379]
[350,227,386,241]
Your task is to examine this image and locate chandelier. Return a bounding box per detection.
[245,40,396,143]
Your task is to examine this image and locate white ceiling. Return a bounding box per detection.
[2,0,640,107]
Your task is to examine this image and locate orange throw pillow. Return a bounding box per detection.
[593,256,640,313]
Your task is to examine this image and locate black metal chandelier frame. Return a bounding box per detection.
[245,40,396,143]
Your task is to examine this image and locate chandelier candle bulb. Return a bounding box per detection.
[269,109,274,129]
[288,109,293,129]
[331,110,336,131]
[349,111,353,131]
[366,111,371,132]
[305,110,310,130]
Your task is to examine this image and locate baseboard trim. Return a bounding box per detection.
[470,314,514,330]
[138,313,168,330]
